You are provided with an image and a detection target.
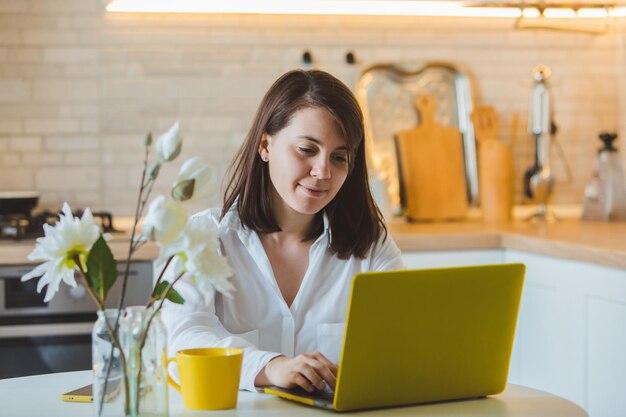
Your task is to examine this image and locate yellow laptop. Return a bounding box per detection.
[264,263,526,412]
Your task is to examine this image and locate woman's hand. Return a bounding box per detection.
[255,352,338,392]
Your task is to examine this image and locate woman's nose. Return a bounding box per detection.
[311,157,331,179]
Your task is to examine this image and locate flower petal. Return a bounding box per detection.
[141,196,188,244]
[155,122,182,162]
[20,202,102,302]
[174,158,216,202]
[167,215,233,297]
[21,262,51,282]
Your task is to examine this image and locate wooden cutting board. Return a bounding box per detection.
[396,95,468,221]
[471,106,513,223]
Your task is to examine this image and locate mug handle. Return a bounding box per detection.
[166,357,181,392]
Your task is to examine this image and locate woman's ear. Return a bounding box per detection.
[258,133,270,162]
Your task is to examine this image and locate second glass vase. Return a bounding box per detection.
[122,306,169,417]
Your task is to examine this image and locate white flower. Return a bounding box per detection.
[155,121,182,162]
[21,203,102,302]
[173,157,217,202]
[161,216,234,296]
[141,196,188,244]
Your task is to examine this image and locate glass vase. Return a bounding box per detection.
[93,308,127,417]
[122,306,169,417]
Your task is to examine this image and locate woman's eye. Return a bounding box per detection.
[333,154,348,163]
[298,147,315,154]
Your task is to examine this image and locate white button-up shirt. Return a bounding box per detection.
[161,206,405,391]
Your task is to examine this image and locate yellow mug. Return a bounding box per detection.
[167,347,243,410]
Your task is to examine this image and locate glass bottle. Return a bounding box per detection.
[582,156,602,221]
[583,133,626,221]
[598,133,626,220]
[122,306,169,417]
[92,308,126,417]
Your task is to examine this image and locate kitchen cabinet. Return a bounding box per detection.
[401,249,626,417]
[504,250,626,417]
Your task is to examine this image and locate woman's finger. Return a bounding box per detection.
[303,356,337,389]
[311,352,339,377]
[298,363,326,391]
[292,372,315,392]
[314,364,337,390]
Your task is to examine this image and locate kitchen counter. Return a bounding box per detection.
[0,235,160,266]
[389,219,626,270]
[2,212,625,270]
[0,216,161,266]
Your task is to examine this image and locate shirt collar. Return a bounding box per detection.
[217,203,242,232]
[218,202,331,245]
[320,211,331,246]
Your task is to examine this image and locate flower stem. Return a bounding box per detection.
[139,270,185,352]
[118,144,151,314]
[138,177,156,218]
[99,311,130,417]
[129,270,183,416]
[97,141,151,417]
[103,142,153,417]
[146,255,174,310]
[73,254,104,309]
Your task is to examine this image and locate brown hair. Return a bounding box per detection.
[222,69,386,259]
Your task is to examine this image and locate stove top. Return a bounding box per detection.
[0,210,119,241]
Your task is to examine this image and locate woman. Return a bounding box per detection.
[162,69,404,394]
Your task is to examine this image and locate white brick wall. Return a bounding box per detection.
[0,80,31,102]
[9,136,42,152]
[0,1,625,215]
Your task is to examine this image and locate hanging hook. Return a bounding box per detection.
[302,50,313,68]
[345,51,356,65]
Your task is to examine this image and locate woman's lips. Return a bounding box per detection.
[299,184,328,198]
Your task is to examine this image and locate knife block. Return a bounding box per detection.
[479,140,514,223]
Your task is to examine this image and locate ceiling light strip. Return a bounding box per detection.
[105,0,626,19]
[105,0,519,17]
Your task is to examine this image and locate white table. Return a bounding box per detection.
[0,370,588,417]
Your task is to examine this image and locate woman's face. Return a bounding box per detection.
[260,106,350,219]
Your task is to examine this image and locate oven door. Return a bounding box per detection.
[0,315,94,379]
[0,261,153,379]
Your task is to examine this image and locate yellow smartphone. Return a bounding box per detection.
[61,381,120,403]
[61,384,93,403]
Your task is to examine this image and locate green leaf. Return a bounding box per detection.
[86,235,118,304]
[171,178,195,202]
[153,281,185,304]
[144,132,153,147]
[166,287,185,304]
[152,281,168,298]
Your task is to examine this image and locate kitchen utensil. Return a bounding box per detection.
[0,191,40,215]
[396,94,468,221]
[355,62,478,217]
[472,106,513,223]
[523,65,555,221]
